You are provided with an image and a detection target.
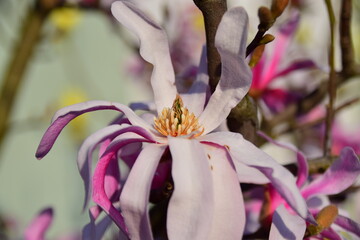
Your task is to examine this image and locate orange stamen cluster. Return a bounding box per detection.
[154,95,204,138]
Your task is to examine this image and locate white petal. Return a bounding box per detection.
[167,137,213,240]
[203,144,245,239]
[269,205,306,240]
[120,144,167,240]
[199,7,252,134]
[111,1,177,112]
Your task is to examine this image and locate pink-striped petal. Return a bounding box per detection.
[78,125,155,210]
[203,144,245,239]
[301,147,360,199]
[36,100,154,159]
[201,132,310,221]
[92,133,153,235]
[24,208,53,240]
[334,214,360,237]
[319,228,342,240]
[273,60,317,79]
[111,1,177,112]
[199,7,252,134]
[269,205,306,240]
[120,144,166,240]
[167,137,213,240]
[258,131,308,188]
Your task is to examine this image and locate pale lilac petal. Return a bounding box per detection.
[199,7,252,134]
[258,131,308,187]
[129,101,157,112]
[92,134,153,234]
[167,137,213,239]
[181,46,209,116]
[120,144,166,240]
[111,1,177,112]
[24,208,53,240]
[203,144,245,239]
[36,100,154,159]
[334,215,360,237]
[269,205,306,240]
[201,132,310,221]
[301,147,360,199]
[77,124,155,210]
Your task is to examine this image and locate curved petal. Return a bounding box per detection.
[181,46,209,116]
[199,7,252,134]
[92,133,153,235]
[201,132,310,221]
[334,214,360,237]
[203,144,245,239]
[301,147,360,199]
[200,134,269,184]
[167,137,213,240]
[269,205,306,240]
[111,1,177,112]
[24,208,53,240]
[120,144,166,240]
[273,60,317,79]
[319,228,342,240]
[78,124,155,210]
[36,100,154,159]
[258,131,308,188]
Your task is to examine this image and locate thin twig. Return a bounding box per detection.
[323,0,337,157]
[193,0,227,93]
[340,0,355,76]
[0,7,48,152]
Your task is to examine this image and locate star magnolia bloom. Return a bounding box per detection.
[36,1,310,239]
[258,133,360,240]
[250,11,316,113]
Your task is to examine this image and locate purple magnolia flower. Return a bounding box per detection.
[250,11,316,113]
[258,133,360,239]
[36,1,311,239]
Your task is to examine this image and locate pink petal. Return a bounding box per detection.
[201,132,310,221]
[36,100,154,159]
[92,133,153,235]
[203,144,245,239]
[120,144,166,240]
[111,1,177,112]
[24,208,53,240]
[258,131,308,188]
[273,60,317,79]
[199,7,252,134]
[301,147,360,199]
[78,125,154,210]
[334,214,360,237]
[167,137,213,239]
[319,228,342,240]
[269,205,306,240]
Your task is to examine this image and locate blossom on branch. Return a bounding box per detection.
[35,1,312,239]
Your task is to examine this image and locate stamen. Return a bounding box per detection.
[154,95,204,138]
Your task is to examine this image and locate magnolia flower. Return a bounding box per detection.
[258,133,360,239]
[36,1,311,239]
[250,11,316,113]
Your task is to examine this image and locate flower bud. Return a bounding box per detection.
[258,7,274,30]
[271,0,289,18]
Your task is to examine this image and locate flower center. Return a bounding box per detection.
[154,95,204,137]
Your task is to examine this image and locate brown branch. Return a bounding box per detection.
[340,0,356,76]
[0,8,48,152]
[193,0,227,93]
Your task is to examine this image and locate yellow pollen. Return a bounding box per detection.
[154,95,204,137]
